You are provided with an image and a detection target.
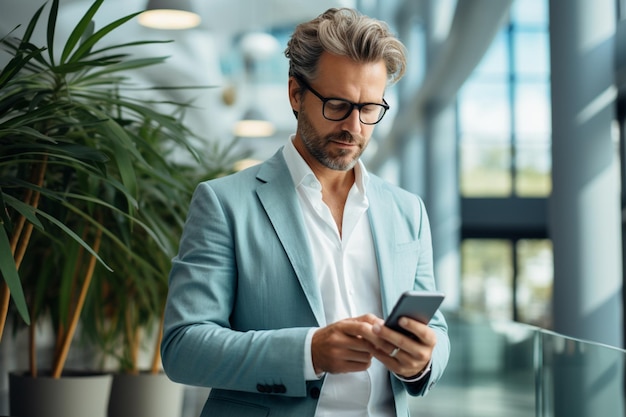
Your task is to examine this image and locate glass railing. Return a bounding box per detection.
[411,311,626,417]
[539,329,625,417]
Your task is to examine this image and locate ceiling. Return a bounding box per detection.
[1,0,371,161]
[0,0,510,167]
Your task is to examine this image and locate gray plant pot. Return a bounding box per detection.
[107,372,184,417]
[9,371,112,417]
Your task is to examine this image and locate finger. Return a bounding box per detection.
[388,346,401,358]
[339,320,389,353]
[371,345,408,371]
[397,318,437,347]
[375,318,434,349]
[370,322,406,346]
[369,323,431,363]
[352,313,383,325]
[373,345,430,378]
[355,324,395,355]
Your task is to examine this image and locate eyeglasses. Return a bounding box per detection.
[295,76,389,125]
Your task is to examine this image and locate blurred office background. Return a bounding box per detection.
[0,0,625,415]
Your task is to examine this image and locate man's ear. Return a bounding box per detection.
[288,77,301,119]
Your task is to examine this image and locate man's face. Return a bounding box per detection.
[289,53,388,172]
[297,100,362,171]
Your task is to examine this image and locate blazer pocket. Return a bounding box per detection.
[396,240,420,253]
[393,240,421,284]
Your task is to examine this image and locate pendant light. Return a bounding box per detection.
[232,32,279,138]
[138,0,201,30]
[233,108,276,138]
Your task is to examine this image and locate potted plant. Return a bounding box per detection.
[88,126,239,417]
[0,0,233,416]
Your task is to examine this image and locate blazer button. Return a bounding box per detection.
[257,383,268,393]
[309,386,321,399]
[273,384,287,394]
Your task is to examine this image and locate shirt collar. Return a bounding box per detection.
[282,134,370,193]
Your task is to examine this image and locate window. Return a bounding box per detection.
[461,238,552,327]
[459,0,551,198]
[461,239,513,320]
[458,0,553,327]
[516,239,553,328]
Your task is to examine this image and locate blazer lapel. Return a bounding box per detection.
[255,151,326,326]
[367,180,399,317]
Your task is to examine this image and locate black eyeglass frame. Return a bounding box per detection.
[294,76,390,125]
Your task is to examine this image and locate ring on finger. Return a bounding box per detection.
[389,347,400,358]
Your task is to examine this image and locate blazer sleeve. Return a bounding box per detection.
[160,179,315,398]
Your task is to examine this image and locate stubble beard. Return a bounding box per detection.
[298,108,366,171]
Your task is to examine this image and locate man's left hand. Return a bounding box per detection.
[365,316,436,378]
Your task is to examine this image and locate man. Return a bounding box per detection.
[161,8,449,417]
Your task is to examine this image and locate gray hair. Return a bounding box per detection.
[285,8,407,85]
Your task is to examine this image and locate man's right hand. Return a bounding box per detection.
[311,314,381,374]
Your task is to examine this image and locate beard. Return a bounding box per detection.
[298,107,367,171]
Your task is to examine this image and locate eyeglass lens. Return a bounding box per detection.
[323,100,386,124]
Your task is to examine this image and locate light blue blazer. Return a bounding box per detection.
[161,149,449,417]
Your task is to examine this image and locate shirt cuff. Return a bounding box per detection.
[393,358,432,383]
[304,327,323,380]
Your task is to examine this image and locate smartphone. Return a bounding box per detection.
[384,290,445,338]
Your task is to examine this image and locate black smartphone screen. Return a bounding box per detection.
[384,291,445,338]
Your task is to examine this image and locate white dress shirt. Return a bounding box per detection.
[282,137,395,416]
